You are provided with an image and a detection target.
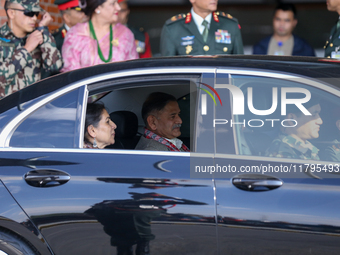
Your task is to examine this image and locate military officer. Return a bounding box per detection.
[160,0,243,56]
[324,0,340,58]
[53,0,87,53]
[0,0,62,98]
[265,98,322,160]
[118,0,152,58]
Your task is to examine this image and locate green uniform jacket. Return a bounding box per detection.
[52,24,67,53]
[0,23,63,98]
[160,11,244,56]
[324,21,340,58]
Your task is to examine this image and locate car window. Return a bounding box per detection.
[87,78,199,152]
[9,88,82,148]
[216,74,340,162]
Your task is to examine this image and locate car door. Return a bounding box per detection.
[214,70,340,254]
[0,70,217,255]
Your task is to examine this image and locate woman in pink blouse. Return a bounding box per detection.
[61,0,138,72]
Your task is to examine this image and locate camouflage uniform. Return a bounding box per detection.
[265,134,319,160]
[319,139,340,162]
[0,0,63,98]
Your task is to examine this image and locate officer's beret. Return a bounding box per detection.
[54,0,82,10]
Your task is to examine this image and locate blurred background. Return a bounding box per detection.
[0,0,335,57]
[126,0,335,57]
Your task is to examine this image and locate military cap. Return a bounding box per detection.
[54,0,84,11]
[6,0,42,12]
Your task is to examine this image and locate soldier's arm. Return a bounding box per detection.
[160,25,177,56]
[0,47,33,87]
[39,27,63,74]
[232,24,244,55]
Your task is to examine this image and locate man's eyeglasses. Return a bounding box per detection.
[7,8,40,18]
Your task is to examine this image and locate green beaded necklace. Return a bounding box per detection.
[89,20,113,63]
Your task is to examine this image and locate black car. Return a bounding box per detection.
[1,56,340,255]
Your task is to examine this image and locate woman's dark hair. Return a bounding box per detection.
[84,102,106,142]
[84,0,107,19]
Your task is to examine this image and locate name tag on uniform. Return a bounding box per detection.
[331,51,340,59]
[181,41,194,46]
[215,29,231,44]
[0,37,14,47]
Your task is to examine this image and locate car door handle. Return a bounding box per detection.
[232,174,283,192]
[24,169,71,187]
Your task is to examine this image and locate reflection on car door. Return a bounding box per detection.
[214,71,340,254]
[0,79,218,255]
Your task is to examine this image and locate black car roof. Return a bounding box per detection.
[1,55,340,114]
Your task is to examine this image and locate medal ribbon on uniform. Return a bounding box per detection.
[89,20,113,63]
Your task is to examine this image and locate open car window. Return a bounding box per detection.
[86,76,200,152]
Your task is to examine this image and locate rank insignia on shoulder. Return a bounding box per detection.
[168,13,186,24]
[213,12,219,22]
[185,12,192,24]
[61,29,67,38]
[217,12,238,22]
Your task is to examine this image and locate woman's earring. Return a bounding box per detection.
[93,137,98,148]
[96,10,100,14]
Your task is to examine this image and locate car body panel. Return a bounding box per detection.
[1,56,340,254]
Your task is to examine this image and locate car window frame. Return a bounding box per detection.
[215,68,340,163]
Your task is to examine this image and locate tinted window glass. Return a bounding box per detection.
[221,75,340,162]
[10,89,80,148]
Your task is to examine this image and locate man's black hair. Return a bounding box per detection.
[142,92,177,126]
[274,3,297,19]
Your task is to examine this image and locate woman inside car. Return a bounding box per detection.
[84,103,117,149]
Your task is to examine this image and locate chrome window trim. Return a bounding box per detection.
[78,86,88,148]
[0,67,215,148]
[0,147,192,157]
[0,147,216,159]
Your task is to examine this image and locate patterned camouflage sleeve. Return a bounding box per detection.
[40,27,63,73]
[0,47,33,88]
[265,139,297,159]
